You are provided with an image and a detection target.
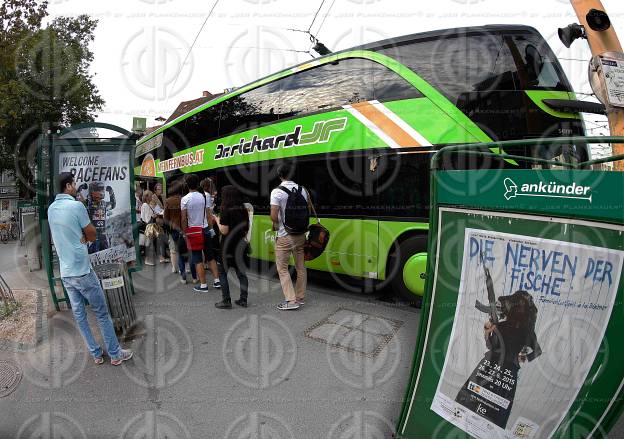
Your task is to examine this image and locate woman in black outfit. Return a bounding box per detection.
[455,290,541,429]
[212,185,250,309]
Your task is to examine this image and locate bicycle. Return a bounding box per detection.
[9,221,18,240]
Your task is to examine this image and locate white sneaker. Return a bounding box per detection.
[111,349,133,366]
[171,266,177,273]
[180,277,187,284]
[277,301,300,310]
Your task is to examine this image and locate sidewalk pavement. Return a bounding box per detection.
[0,241,422,438]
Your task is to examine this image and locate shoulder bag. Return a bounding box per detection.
[185,194,205,251]
[302,188,330,261]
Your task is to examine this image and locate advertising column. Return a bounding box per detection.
[58,150,136,265]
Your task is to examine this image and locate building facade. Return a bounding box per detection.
[0,170,19,221]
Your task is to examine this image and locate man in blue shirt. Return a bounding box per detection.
[48,172,132,366]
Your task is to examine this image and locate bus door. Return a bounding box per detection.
[294,155,379,280]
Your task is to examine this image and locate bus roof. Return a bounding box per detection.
[137,24,543,146]
[347,24,541,53]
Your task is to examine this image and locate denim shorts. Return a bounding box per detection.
[203,228,215,260]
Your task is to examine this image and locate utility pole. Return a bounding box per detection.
[569,0,624,170]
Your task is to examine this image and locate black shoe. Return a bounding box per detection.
[215,300,232,309]
[234,299,248,308]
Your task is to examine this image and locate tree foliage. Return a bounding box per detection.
[0,0,104,193]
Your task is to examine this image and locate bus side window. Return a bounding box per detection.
[278,58,376,118]
[375,154,429,219]
[184,104,220,147]
[296,155,373,218]
[371,63,423,102]
[162,122,190,161]
[218,83,282,138]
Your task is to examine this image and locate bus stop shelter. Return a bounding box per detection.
[36,122,140,311]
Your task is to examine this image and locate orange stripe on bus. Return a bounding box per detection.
[351,101,420,147]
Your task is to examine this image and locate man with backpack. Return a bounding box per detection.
[270,162,310,311]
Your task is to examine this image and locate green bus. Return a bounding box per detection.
[134,25,590,300]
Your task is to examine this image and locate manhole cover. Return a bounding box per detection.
[0,360,22,397]
[304,308,403,358]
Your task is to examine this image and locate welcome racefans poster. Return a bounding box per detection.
[59,150,136,265]
[431,228,624,439]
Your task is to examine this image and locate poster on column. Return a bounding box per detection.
[59,151,136,265]
[431,228,624,439]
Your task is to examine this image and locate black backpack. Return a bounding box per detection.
[278,185,310,234]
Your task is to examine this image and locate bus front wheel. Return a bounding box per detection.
[389,236,427,303]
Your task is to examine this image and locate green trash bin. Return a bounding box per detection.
[93,263,136,338]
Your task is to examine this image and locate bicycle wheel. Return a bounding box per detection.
[0,230,8,244]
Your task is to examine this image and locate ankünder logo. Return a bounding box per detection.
[503,178,592,203]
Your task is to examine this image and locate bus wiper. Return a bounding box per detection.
[542,99,606,115]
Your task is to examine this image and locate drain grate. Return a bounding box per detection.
[304,307,403,358]
[0,360,22,397]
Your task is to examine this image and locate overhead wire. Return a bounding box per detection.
[314,0,336,38]
[166,0,220,106]
[308,0,326,33]
[308,0,337,55]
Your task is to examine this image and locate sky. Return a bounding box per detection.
[45,0,624,155]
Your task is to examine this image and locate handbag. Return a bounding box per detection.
[303,191,330,261]
[145,222,163,240]
[185,226,204,251]
[185,195,206,251]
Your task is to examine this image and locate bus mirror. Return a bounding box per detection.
[558,23,586,48]
[586,9,610,32]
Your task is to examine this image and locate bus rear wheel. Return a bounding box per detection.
[389,236,427,304]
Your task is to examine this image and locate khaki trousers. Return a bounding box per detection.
[275,234,306,302]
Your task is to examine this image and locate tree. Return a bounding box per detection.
[0,0,104,195]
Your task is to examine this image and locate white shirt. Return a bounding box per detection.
[140,203,152,224]
[270,180,308,238]
[181,191,209,228]
[140,203,162,223]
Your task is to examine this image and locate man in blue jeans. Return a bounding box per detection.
[48,172,133,366]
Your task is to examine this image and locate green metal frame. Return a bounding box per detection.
[396,135,624,438]
[37,124,140,311]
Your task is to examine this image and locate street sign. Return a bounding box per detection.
[132,117,147,132]
[600,56,624,108]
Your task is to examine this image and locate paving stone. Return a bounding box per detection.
[307,323,351,345]
[326,309,366,328]
[357,316,400,337]
[339,330,387,355]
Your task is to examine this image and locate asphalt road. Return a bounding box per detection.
[1,239,623,438]
[0,240,421,438]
